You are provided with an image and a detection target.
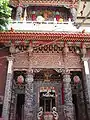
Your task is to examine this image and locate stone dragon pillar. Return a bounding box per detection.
[63,70,75,120]
[24,70,34,120]
[24,45,34,120]
[62,43,75,120]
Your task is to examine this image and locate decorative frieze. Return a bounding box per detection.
[14,52,29,68]
[33,44,62,53]
[13,51,82,69]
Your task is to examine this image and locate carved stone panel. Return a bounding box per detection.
[66,52,82,69]
[14,52,29,68]
[13,52,82,69]
[32,53,64,68]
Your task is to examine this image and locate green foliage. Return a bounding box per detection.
[0,0,11,31]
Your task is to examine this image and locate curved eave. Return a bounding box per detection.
[0,31,90,43]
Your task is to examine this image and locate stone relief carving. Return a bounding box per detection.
[13,52,29,68]
[13,52,82,69]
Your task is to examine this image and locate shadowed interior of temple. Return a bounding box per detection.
[16,94,25,120]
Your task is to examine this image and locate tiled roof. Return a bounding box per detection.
[0,31,90,43]
[9,0,78,8]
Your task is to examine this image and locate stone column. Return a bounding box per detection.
[63,70,75,120]
[82,58,90,101]
[70,7,77,22]
[82,57,90,119]
[24,70,34,120]
[2,57,14,120]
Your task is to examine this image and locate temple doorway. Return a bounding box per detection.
[71,71,85,120]
[39,86,56,112]
[0,104,2,117]
[16,94,25,120]
[34,69,63,120]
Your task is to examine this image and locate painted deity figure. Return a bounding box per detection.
[16,3,23,20]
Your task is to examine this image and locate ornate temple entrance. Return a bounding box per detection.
[9,69,64,120]
[2,38,89,120]
[8,68,85,120]
[33,69,63,120]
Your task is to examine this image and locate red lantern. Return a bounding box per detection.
[17,75,24,84]
[73,75,80,84]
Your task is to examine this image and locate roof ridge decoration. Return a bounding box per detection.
[9,0,79,8]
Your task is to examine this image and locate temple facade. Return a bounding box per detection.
[0,0,90,120]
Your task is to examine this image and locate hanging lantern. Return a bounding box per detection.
[73,75,80,84]
[75,47,80,54]
[17,75,24,84]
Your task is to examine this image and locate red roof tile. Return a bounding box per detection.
[0,31,90,43]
